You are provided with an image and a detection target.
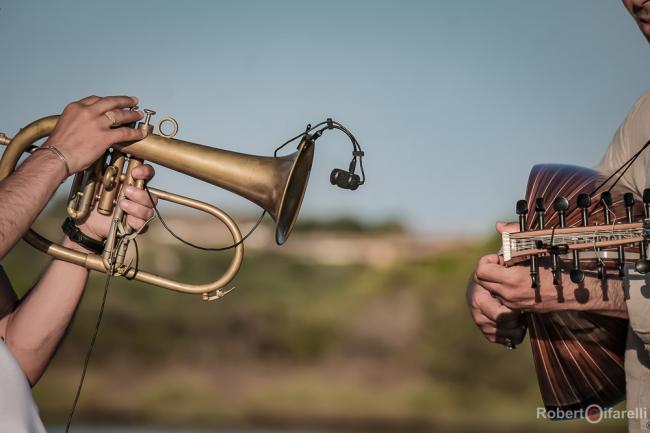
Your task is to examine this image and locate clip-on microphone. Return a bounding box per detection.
[278,117,367,192]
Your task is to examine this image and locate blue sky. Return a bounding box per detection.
[1,0,650,233]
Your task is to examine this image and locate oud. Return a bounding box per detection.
[500,163,648,412]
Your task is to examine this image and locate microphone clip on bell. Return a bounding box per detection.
[314,118,366,191]
[275,117,367,192]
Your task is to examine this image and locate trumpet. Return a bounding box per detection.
[0,109,315,301]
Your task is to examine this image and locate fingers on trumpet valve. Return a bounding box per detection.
[102,108,144,129]
[119,191,157,233]
[130,164,156,185]
[90,95,139,114]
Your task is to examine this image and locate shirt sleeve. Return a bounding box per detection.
[595,90,650,197]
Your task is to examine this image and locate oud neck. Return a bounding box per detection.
[502,222,646,262]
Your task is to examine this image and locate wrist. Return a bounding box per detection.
[75,223,104,242]
[27,149,68,183]
[62,236,95,255]
[61,218,105,254]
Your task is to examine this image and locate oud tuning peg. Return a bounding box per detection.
[617,257,626,277]
[634,216,650,274]
[601,191,613,225]
[624,192,635,223]
[548,196,569,285]
[569,193,592,284]
[636,259,650,274]
[553,196,569,228]
[618,193,636,277]
[595,191,613,280]
[514,198,538,289]
[637,224,650,274]
[553,196,569,211]
[529,256,539,289]
[528,197,545,289]
[550,257,560,286]
[570,268,585,284]
[516,199,528,214]
[516,199,528,232]
[634,191,650,275]
[577,193,591,226]
[535,197,545,228]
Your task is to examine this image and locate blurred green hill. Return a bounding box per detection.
[1,213,625,432]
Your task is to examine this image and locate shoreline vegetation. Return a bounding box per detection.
[4,212,626,432]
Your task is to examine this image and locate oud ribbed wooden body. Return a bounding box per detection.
[523,164,641,412]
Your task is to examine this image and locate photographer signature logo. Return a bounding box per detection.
[537,405,647,424]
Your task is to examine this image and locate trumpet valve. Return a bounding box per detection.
[138,109,156,134]
[102,166,119,191]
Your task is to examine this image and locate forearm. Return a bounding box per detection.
[0,237,90,385]
[531,265,627,318]
[0,150,67,260]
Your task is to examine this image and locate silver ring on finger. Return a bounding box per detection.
[104,110,118,127]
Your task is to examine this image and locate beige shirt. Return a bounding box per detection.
[596,91,650,196]
[597,90,650,433]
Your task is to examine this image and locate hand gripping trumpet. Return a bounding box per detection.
[0,109,332,301]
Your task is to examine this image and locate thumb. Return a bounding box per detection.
[496,220,520,234]
[479,253,502,266]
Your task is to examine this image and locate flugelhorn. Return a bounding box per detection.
[0,109,315,301]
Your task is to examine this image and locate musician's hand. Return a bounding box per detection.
[468,220,527,346]
[477,221,627,314]
[474,253,538,310]
[473,220,540,311]
[44,95,146,175]
[76,165,158,242]
[467,275,526,345]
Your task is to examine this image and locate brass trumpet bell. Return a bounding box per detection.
[114,127,315,245]
[272,141,315,245]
